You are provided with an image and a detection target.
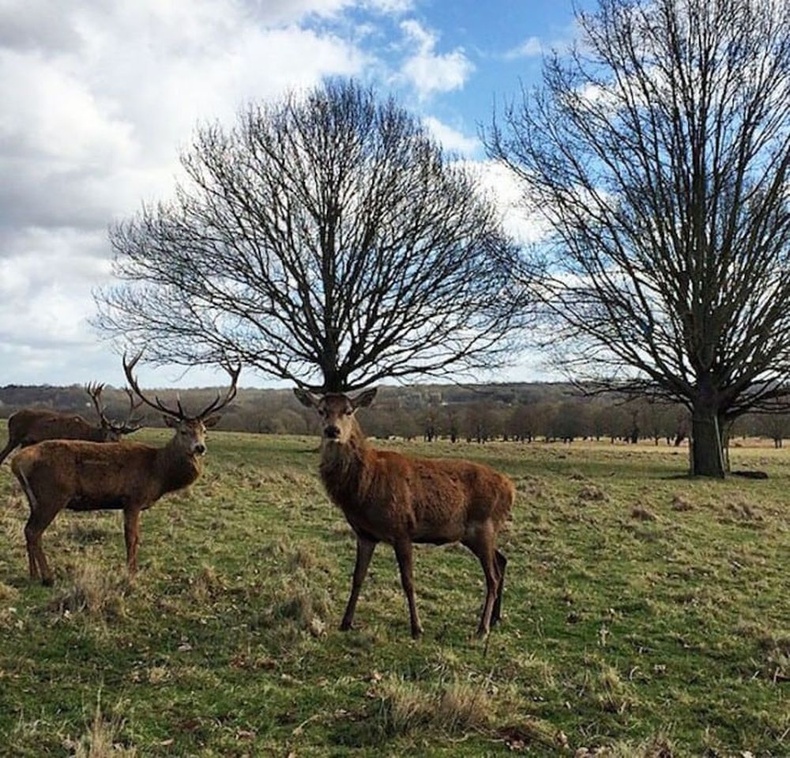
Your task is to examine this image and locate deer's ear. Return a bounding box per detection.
[293,388,319,408]
[203,415,220,428]
[163,415,179,428]
[352,388,377,409]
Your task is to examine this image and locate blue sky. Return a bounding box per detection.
[0,0,589,389]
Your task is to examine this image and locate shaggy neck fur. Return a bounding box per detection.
[319,418,372,504]
[156,441,202,497]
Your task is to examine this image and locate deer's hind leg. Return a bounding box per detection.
[24,506,60,586]
[14,468,60,585]
[491,550,507,626]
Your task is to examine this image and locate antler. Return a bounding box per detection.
[122,352,240,420]
[85,382,112,428]
[123,352,183,419]
[193,361,241,419]
[115,387,146,433]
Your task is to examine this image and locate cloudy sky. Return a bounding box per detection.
[0,0,587,389]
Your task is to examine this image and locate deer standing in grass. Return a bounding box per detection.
[10,354,240,585]
[295,387,515,638]
[0,383,143,465]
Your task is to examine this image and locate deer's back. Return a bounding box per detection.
[322,446,514,543]
[10,409,96,444]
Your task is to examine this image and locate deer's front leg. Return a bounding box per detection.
[123,507,142,575]
[341,535,377,631]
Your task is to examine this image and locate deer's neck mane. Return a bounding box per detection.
[319,420,375,503]
[156,440,203,496]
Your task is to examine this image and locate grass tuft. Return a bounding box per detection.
[631,505,658,521]
[47,560,129,619]
[63,696,137,758]
[576,733,677,757]
[374,674,492,737]
[670,494,693,511]
[576,483,608,503]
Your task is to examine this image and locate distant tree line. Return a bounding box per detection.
[2,382,787,447]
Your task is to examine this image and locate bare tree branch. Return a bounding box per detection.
[95,79,531,392]
[486,0,790,475]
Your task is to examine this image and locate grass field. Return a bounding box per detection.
[0,425,787,756]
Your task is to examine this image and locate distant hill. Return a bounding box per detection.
[0,381,701,443]
[0,381,575,429]
[0,381,574,415]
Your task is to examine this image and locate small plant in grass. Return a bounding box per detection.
[374,673,492,737]
[575,734,676,757]
[188,564,226,602]
[47,559,129,619]
[63,696,137,758]
[254,566,332,640]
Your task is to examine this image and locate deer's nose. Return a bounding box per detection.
[193,442,207,456]
[324,425,340,439]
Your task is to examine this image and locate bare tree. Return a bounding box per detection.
[95,79,525,393]
[486,0,790,476]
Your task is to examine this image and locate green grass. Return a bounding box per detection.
[0,428,787,756]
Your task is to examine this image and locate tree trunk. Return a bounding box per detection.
[690,404,726,477]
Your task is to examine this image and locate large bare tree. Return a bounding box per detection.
[94,79,523,393]
[486,0,790,476]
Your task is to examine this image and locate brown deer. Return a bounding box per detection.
[0,383,143,465]
[10,354,240,585]
[294,387,515,638]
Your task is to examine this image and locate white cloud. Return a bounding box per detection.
[504,35,543,59]
[398,19,474,100]
[422,116,479,156]
[462,159,551,246]
[0,0,388,387]
[0,0,566,388]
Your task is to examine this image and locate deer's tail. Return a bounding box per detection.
[11,460,40,512]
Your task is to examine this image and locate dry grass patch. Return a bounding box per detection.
[631,505,658,521]
[47,560,130,619]
[735,622,790,683]
[374,673,493,737]
[256,568,332,639]
[63,697,137,758]
[670,494,693,511]
[577,659,640,716]
[576,483,608,504]
[575,734,676,757]
[188,564,226,602]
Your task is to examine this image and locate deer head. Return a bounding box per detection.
[294,388,377,445]
[123,353,240,456]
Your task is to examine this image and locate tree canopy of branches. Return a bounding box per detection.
[94,78,524,393]
[486,0,790,476]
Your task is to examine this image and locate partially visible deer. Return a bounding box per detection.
[0,383,143,465]
[294,387,515,638]
[10,354,240,585]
